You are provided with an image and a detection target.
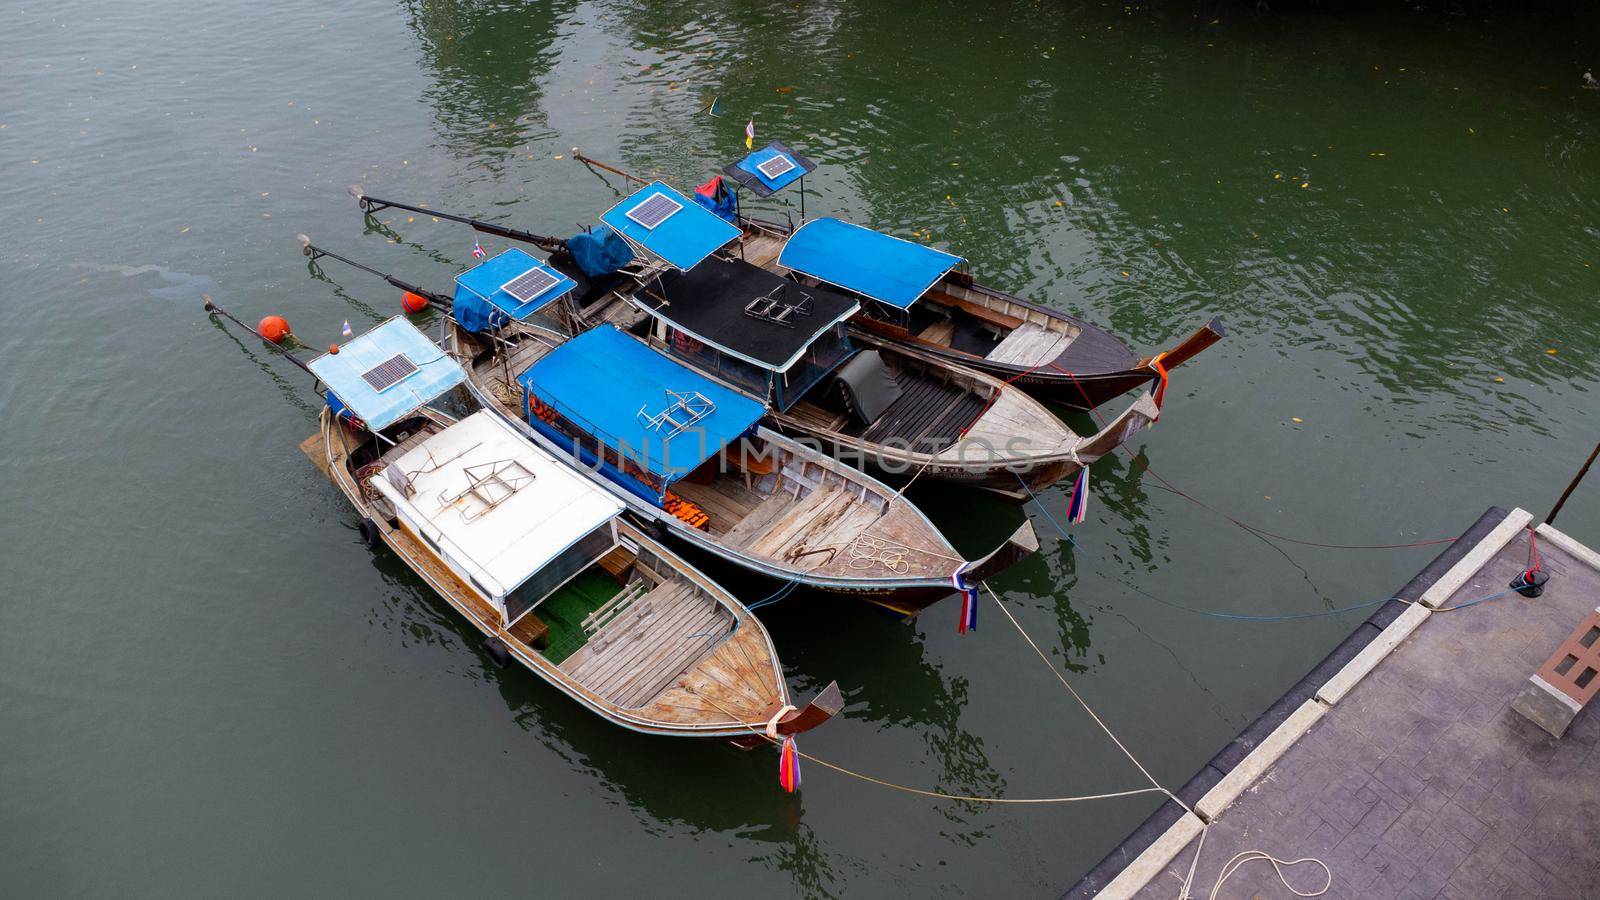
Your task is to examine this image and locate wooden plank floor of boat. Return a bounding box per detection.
[631,624,783,725]
[560,580,735,709]
[986,322,1074,366]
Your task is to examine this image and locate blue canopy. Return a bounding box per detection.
[777,217,963,310]
[518,325,764,485]
[721,140,817,198]
[598,181,741,271]
[308,317,466,431]
[452,248,576,333]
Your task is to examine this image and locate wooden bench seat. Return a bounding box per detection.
[927,290,1026,331]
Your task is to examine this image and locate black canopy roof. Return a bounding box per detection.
[635,258,859,372]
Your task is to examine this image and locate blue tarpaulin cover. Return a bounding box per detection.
[452,248,576,333]
[598,181,741,271]
[518,324,764,485]
[308,317,466,431]
[777,217,962,310]
[566,226,634,278]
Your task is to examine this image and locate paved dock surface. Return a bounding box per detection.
[1130,524,1600,899]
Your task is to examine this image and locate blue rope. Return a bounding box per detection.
[1016,476,1076,549]
[746,579,800,611]
[1014,474,1526,622]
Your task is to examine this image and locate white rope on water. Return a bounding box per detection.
[981,583,1334,900]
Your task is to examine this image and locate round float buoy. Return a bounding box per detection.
[359,517,381,549]
[257,315,292,344]
[484,637,512,668]
[328,343,340,355]
[401,291,429,315]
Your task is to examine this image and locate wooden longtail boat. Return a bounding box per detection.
[303,238,1037,614]
[210,306,838,745]
[740,214,1223,411]
[715,143,1225,410]
[353,179,1219,414]
[626,246,1155,499]
[446,320,1037,619]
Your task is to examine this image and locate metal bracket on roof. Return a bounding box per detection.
[744,283,814,327]
[444,458,537,522]
[638,390,716,439]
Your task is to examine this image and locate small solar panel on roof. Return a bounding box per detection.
[756,155,797,179]
[360,353,419,392]
[501,266,561,304]
[625,192,683,229]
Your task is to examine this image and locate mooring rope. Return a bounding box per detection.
[682,687,1164,805]
[1018,473,1530,621]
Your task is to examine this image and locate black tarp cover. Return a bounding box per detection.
[637,258,858,372]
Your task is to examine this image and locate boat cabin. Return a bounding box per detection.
[631,257,861,412]
[516,323,766,512]
[369,409,626,635]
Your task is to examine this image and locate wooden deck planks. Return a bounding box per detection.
[944,390,1075,459]
[986,322,1074,366]
[722,491,798,548]
[740,233,785,270]
[634,626,782,724]
[560,580,740,709]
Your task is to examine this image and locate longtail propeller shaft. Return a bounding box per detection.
[349,185,563,252]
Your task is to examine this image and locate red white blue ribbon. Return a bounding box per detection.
[778,736,801,792]
[472,241,487,259]
[1066,467,1090,524]
[954,564,978,634]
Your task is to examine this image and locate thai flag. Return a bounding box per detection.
[954,566,978,634]
[341,320,352,338]
[472,241,487,259]
[1066,467,1090,524]
[745,119,755,150]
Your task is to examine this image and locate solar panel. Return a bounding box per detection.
[756,154,796,180]
[625,192,683,229]
[500,266,561,304]
[360,353,419,392]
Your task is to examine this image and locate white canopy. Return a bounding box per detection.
[370,410,624,599]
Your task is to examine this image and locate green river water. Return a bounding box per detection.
[5,1,1600,896]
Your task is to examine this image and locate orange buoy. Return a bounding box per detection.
[257,315,292,344]
[401,290,429,314]
[328,343,340,355]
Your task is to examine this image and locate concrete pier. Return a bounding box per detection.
[1074,508,1600,898]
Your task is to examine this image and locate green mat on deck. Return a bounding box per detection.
[537,569,619,665]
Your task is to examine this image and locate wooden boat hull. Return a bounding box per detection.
[737,215,1223,411]
[303,408,839,744]
[445,324,1035,617]
[767,334,1155,501]
[851,315,1225,411]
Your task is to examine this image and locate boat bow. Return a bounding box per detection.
[1138,316,1226,373]
[961,519,1040,585]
